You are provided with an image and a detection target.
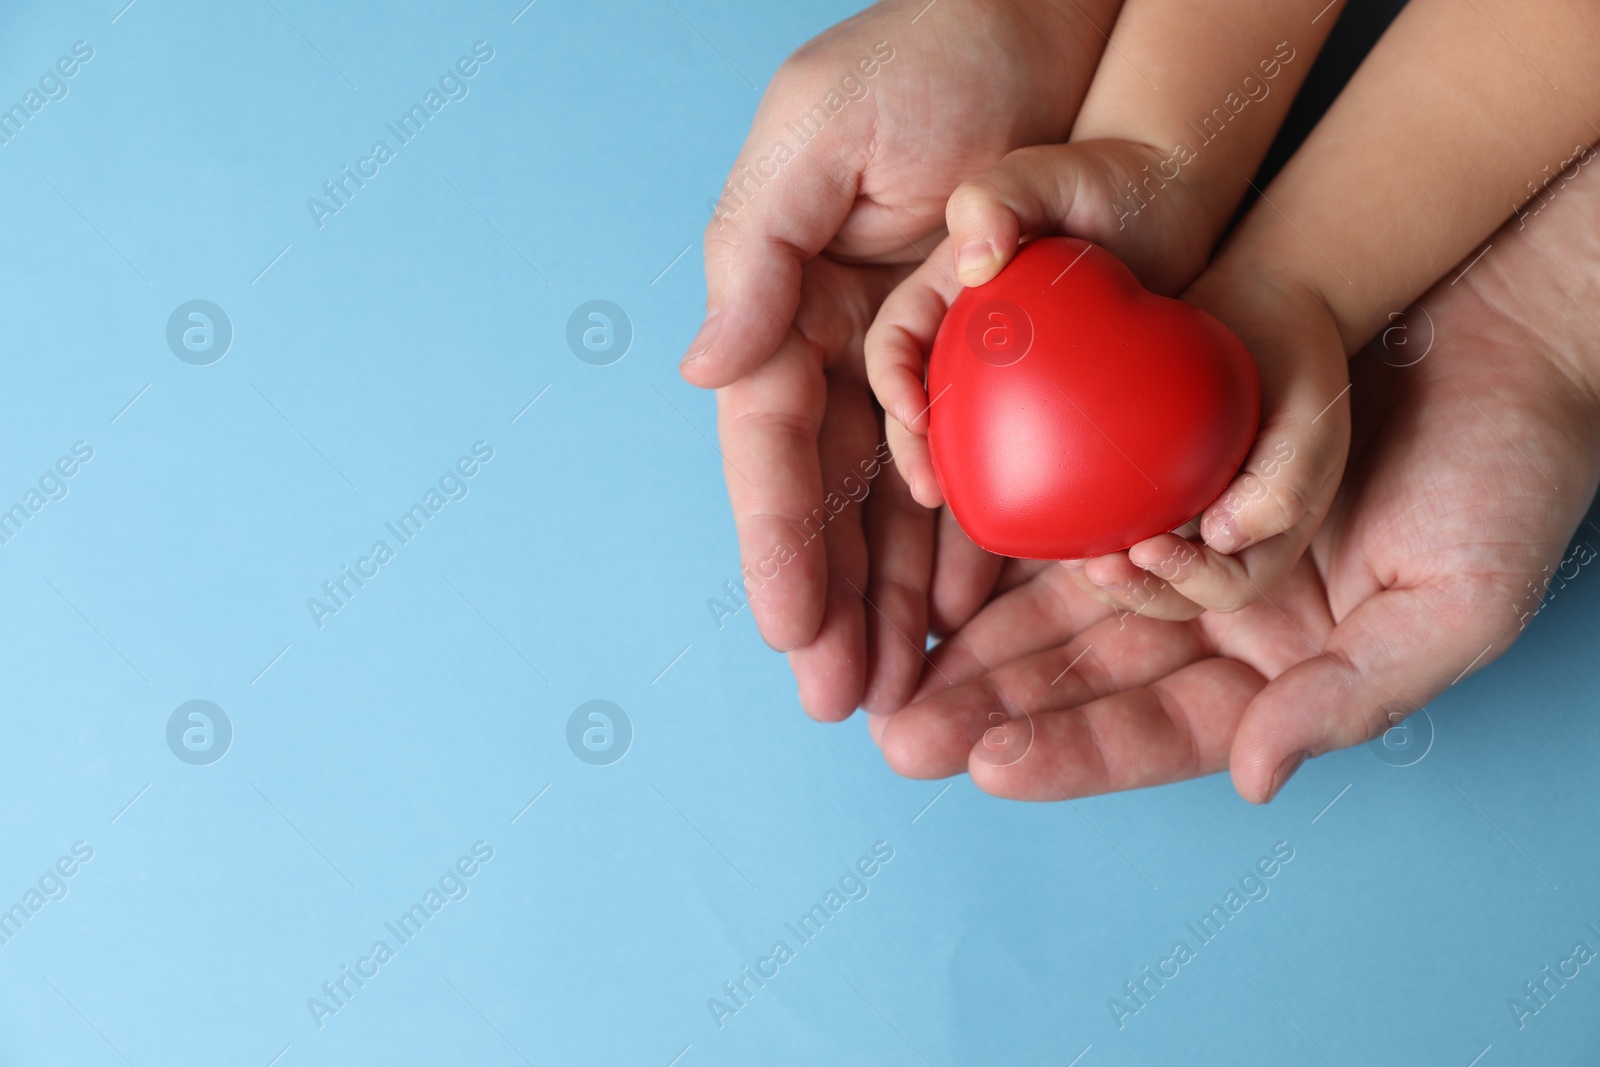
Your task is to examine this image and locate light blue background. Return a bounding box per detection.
[0,1,1597,1064]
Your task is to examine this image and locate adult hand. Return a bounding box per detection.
[682,0,1120,718]
[871,159,1600,802]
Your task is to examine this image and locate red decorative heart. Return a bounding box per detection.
[927,238,1259,560]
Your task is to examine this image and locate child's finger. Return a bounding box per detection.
[1077,551,1205,622]
[1143,272,1351,613]
[864,238,966,505]
[1199,383,1347,560]
[885,416,941,508]
[864,238,963,430]
[1131,515,1325,615]
[862,317,931,438]
[1186,382,1347,612]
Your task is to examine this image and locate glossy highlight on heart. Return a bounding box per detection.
[927,238,1260,560]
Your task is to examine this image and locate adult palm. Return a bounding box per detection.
[682,0,1119,718]
[874,187,1600,803]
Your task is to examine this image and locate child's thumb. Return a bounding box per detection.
[945,145,1088,286]
[947,142,1150,287]
[945,141,1207,294]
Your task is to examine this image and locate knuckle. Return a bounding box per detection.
[702,215,740,256]
[1063,641,1108,691]
[1240,473,1308,538]
[1358,697,1420,749]
[1002,143,1063,170]
[726,404,820,445]
[774,44,832,88]
[947,179,1003,225]
[1138,600,1188,622]
[1146,540,1200,582]
[1265,477,1310,526]
[1206,583,1254,614]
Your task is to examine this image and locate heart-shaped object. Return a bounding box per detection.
[928,237,1260,560]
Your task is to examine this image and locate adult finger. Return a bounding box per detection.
[968,657,1262,800]
[1230,579,1516,804]
[717,330,829,651]
[927,558,1329,797]
[860,458,937,715]
[878,609,1214,780]
[928,507,1006,637]
[681,54,879,389]
[716,258,903,653]
[912,563,1113,703]
[785,372,880,720]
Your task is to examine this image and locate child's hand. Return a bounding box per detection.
[865,144,1351,618]
[1129,262,1348,617]
[866,140,1219,509]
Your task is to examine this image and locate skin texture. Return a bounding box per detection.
[871,156,1600,803]
[871,7,1332,513]
[682,0,1119,720]
[870,0,1600,628]
[688,0,1600,807]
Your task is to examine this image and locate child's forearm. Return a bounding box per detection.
[1213,0,1600,351]
[1070,0,1343,245]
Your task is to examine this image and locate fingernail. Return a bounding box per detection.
[1060,558,1086,572]
[1204,512,1243,554]
[1266,750,1311,803]
[955,242,996,283]
[679,311,721,370]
